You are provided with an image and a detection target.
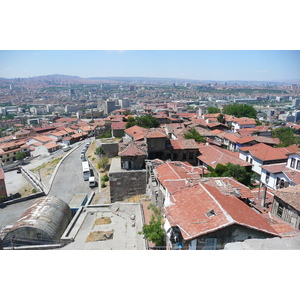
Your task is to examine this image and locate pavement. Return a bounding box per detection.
[61,203,146,250]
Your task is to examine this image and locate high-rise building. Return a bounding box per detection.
[105,100,116,115]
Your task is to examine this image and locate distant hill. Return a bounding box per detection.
[1,74,299,85]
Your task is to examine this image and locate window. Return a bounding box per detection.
[291,158,296,168]
[277,203,283,217]
[266,172,270,183]
[276,177,280,187]
[250,158,253,164]
[189,152,193,160]
[182,153,187,160]
[297,160,300,170]
[205,238,217,250]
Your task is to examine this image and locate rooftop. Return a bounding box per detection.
[60,203,146,250]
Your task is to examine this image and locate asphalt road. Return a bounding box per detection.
[48,141,96,204]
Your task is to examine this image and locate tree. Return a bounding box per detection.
[184,127,206,143]
[206,162,252,186]
[97,156,109,170]
[95,146,105,156]
[222,103,257,119]
[125,116,137,129]
[16,151,26,160]
[208,107,221,114]
[136,114,160,128]
[139,204,165,247]
[217,113,225,124]
[272,127,300,147]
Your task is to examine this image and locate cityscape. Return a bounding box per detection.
[1,50,300,251]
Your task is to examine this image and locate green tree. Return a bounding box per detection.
[139,204,165,247]
[206,163,252,186]
[16,151,26,160]
[125,116,137,129]
[136,114,160,128]
[97,156,109,170]
[208,107,221,114]
[222,103,257,119]
[184,127,206,143]
[217,113,225,124]
[95,146,105,156]
[272,127,300,147]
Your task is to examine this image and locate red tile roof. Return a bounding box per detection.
[154,161,207,185]
[145,128,167,139]
[273,185,300,211]
[164,182,278,241]
[233,117,256,125]
[236,136,256,144]
[170,139,199,150]
[198,144,252,168]
[224,133,241,143]
[124,125,148,141]
[118,141,147,156]
[111,122,126,130]
[239,143,290,161]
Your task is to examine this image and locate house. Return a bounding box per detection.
[124,125,148,142]
[26,135,55,146]
[14,129,32,139]
[239,143,290,178]
[44,142,60,153]
[235,136,257,150]
[145,128,168,160]
[169,138,199,165]
[231,117,256,132]
[111,122,126,138]
[45,130,68,142]
[118,141,148,170]
[163,181,279,250]
[223,133,241,151]
[198,144,252,170]
[146,159,208,208]
[260,147,300,190]
[70,132,88,143]
[272,185,300,230]
[0,141,30,165]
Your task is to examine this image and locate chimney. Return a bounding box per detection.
[261,185,267,208]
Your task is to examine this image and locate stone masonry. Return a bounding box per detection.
[109,158,147,202]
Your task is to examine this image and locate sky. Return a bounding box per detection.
[0,50,300,82]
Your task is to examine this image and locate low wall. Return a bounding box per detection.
[4,191,45,206]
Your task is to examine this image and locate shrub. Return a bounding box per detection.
[101,182,106,188]
[101,174,109,182]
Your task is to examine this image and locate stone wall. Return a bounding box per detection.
[102,142,119,157]
[109,158,146,202]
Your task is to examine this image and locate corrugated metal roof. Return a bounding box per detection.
[3,196,71,244]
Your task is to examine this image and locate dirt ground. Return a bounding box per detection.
[30,154,64,186]
[86,140,111,203]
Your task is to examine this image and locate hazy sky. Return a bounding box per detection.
[1,50,299,81]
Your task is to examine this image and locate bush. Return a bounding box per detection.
[101,174,109,182]
[101,182,106,188]
[97,156,109,170]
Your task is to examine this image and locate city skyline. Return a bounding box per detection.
[0,50,300,82]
